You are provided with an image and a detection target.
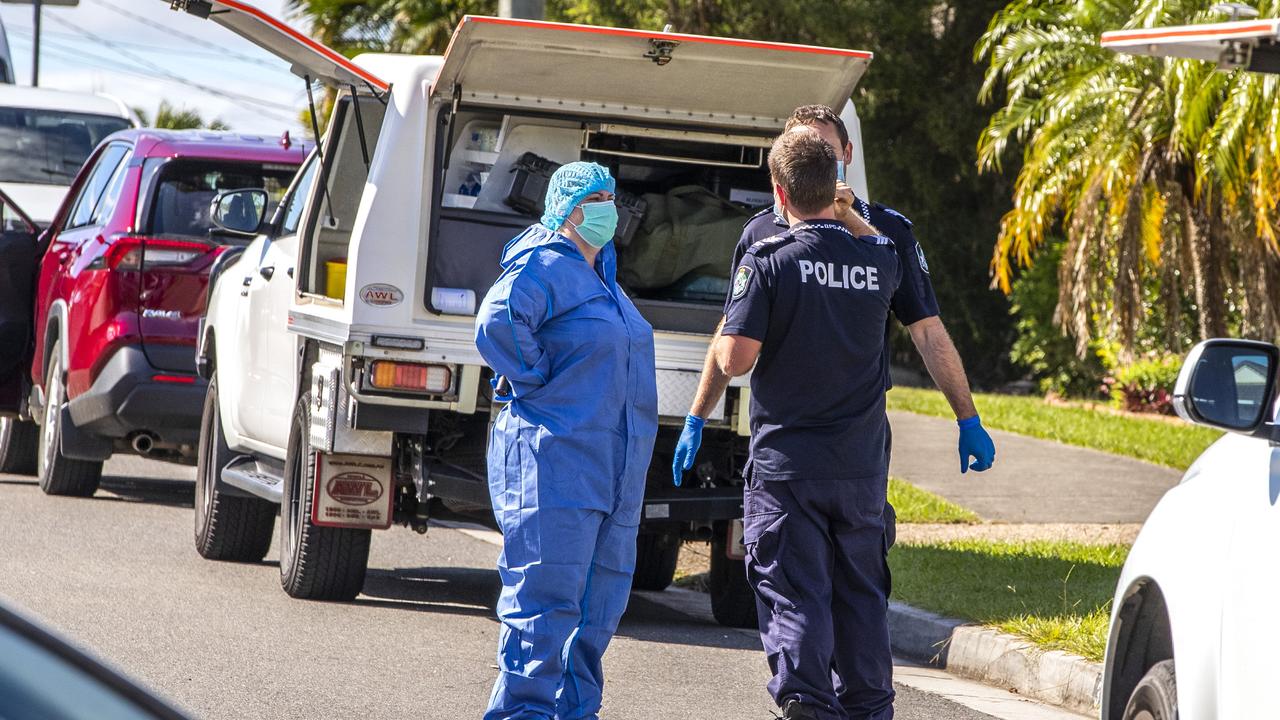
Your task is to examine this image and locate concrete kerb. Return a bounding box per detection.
[889,601,1102,716]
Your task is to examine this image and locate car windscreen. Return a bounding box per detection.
[144,159,296,242]
[0,108,131,186]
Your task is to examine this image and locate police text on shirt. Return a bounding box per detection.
[798,260,879,290]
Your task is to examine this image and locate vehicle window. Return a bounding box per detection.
[0,108,131,186]
[146,160,296,241]
[0,627,161,720]
[280,155,319,235]
[66,144,129,230]
[91,156,131,227]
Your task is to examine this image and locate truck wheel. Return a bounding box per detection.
[709,523,758,628]
[1123,659,1177,720]
[0,417,38,475]
[37,343,102,497]
[632,531,680,591]
[279,392,370,601]
[194,375,275,562]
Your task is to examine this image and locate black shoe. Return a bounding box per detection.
[781,699,819,720]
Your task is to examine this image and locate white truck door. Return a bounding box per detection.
[1101,18,1280,72]
[158,0,388,91]
[428,16,872,135]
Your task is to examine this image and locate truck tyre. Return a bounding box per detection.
[37,342,102,497]
[632,531,680,591]
[709,522,758,628]
[1123,659,1177,720]
[0,417,38,475]
[194,375,275,562]
[279,392,370,601]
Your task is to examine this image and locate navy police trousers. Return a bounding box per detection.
[744,475,894,720]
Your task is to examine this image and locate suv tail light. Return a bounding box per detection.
[367,361,452,394]
[94,237,214,271]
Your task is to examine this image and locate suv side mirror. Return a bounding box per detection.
[1174,339,1280,437]
[210,189,268,237]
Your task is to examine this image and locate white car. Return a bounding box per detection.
[169,2,875,623]
[1097,21,1280,720]
[0,85,137,226]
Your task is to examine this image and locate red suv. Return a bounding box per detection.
[0,130,303,496]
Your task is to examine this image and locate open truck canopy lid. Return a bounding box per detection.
[430,16,872,131]
[1101,18,1280,72]
[160,0,388,91]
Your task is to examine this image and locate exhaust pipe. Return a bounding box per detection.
[131,433,156,456]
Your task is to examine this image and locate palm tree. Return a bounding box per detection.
[978,0,1280,354]
[287,0,496,56]
[135,100,231,131]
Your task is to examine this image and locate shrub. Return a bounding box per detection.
[1007,240,1109,398]
[1108,355,1181,415]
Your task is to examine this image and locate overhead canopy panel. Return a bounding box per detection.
[1101,19,1280,72]
[431,16,872,131]
[159,0,387,91]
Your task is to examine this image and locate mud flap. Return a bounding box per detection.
[58,404,111,461]
[311,452,394,529]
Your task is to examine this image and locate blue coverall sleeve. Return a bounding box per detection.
[475,267,554,398]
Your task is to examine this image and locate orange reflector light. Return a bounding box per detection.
[368,361,451,393]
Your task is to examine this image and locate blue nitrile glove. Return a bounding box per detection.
[672,414,706,487]
[958,415,995,473]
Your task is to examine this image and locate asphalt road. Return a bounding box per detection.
[0,456,1081,720]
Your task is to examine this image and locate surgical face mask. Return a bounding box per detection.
[567,200,618,248]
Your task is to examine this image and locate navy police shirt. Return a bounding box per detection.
[726,199,938,389]
[722,221,901,482]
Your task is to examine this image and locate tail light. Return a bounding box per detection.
[366,361,452,394]
[91,237,214,271]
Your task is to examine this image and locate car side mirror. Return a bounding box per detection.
[1174,339,1280,438]
[210,189,268,237]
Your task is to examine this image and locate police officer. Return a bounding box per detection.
[675,105,996,529]
[708,130,900,719]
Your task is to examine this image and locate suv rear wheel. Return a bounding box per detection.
[632,531,680,591]
[37,342,102,497]
[194,375,275,562]
[1123,659,1177,720]
[279,392,370,601]
[0,417,38,475]
[709,521,758,628]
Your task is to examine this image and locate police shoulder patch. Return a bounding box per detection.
[731,264,753,300]
[915,243,930,274]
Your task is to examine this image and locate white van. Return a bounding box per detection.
[170,2,872,626]
[0,85,137,226]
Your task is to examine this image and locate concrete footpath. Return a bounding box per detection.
[887,410,1183,523]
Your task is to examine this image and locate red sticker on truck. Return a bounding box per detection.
[312,453,394,529]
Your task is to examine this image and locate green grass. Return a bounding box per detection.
[889,539,1129,662]
[887,386,1222,470]
[887,477,980,524]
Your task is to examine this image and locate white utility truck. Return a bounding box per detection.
[166,0,872,626]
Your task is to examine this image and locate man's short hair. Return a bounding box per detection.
[768,131,836,216]
[784,104,850,148]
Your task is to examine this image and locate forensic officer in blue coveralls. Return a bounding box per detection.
[706,130,904,719]
[677,105,996,537]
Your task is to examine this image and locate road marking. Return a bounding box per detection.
[432,519,503,547]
